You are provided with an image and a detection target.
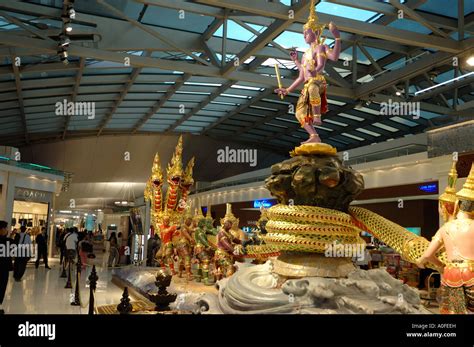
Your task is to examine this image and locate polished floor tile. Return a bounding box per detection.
[2,257,125,314]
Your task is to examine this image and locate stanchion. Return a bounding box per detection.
[64,257,72,289]
[116,287,133,314]
[70,253,82,306]
[88,265,98,315]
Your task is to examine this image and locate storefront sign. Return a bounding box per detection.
[14,188,50,203]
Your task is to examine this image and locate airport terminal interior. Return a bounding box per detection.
[0,0,473,316]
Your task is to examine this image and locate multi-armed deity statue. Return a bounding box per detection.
[275,0,341,144]
[144,136,195,276]
[418,164,474,314]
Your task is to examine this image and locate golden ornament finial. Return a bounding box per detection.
[166,136,184,179]
[221,203,239,229]
[303,0,325,34]
[439,160,458,204]
[182,157,195,186]
[456,162,474,201]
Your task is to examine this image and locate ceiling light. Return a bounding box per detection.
[64,21,72,32]
[395,90,402,96]
[467,55,474,67]
[121,201,128,205]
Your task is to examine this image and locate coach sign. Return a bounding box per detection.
[14,188,51,203]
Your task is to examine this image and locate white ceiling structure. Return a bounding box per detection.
[0,0,472,210]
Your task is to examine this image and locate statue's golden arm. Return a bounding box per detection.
[349,207,446,271]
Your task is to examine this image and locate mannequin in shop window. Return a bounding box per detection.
[417,164,474,314]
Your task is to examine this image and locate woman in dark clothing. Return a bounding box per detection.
[0,220,13,314]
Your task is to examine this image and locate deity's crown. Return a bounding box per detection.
[456,163,474,201]
[221,203,239,228]
[303,0,325,34]
[439,160,458,204]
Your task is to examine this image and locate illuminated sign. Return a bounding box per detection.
[253,199,274,208]
[418,183,437,193]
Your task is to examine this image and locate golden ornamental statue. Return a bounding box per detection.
[144,136,195,229]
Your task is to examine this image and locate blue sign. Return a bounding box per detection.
[253,199,274,209]
[418,183,437,193]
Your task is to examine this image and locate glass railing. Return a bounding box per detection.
[0,155,68,178]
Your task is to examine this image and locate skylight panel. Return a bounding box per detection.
[220,93,250,99]
[339,113,364,121]
[372,122,399,132]
[356,106,379,116]
[325,119,348,127]
[342,133,365,141]
[356,127,381,137]
[231,84,261,91]
[316,2,378,22]
[390,116,418,127]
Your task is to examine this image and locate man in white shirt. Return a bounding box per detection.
[13,226,32,281]
[64,228,79,263]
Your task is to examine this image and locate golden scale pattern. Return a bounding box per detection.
[246,204,446,270]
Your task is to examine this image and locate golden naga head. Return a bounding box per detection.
[456,162,474,202]
[180,157,195,189]
[220,203,239,229]
[166,136,184,186]
[151,153,164,187]
[303,0,325,34]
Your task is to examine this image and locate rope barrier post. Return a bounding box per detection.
[88,265,98,315]
[71,251,82,306]
[116,287,133,314]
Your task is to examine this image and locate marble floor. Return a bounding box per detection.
[1,256,125,314]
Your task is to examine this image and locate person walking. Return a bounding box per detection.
[13,226,32,282]
[108,232,119,267]
[0,221,13,314]
[35,227,51,269]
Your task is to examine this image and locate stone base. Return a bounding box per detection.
[203,262,431,314]
[273,252,356,278]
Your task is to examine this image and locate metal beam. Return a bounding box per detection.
[0,33,353,99]
[131,74,191,133]
[10,53,29,144]
[219,0,310,76]
[62,57,85,140]
[96,0,211,66]
[388,0,449,38]
[412,74,474,102]
[195,0,462,53]
[164,81,234,133]
[97,52,152,135]
[201,88,274,134]
[0,10,56,43]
